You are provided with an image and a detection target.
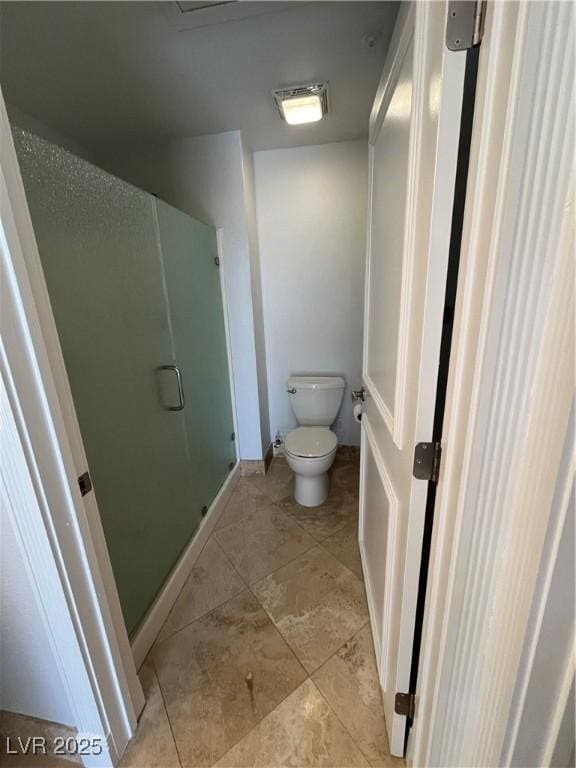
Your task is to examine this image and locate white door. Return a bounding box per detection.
[359,2,470,756]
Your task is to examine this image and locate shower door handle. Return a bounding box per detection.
[159,365,185,411]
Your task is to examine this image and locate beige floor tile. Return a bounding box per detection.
[312,626,390,765]
[213,679,369,768]
[331,451,359,470]
[153,590,306,767]
[369,757,405,768]
[330,458,352,473]
[214,480,270,531]
[157,539,244,642]
[269,457,289,469]
[119,662,180,768]
[248,460,293,503]
[214,504,316,584]
[252,547,369,673]
[0,711,79,767]
[331,462,360,493]
[277,488,359,541]
[321,522,363,580]
[0,755,75,767]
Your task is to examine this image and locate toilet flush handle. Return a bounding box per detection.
[287,387,297,394]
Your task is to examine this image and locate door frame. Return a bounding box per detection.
[410,1,574,764]
[1,89,142,762]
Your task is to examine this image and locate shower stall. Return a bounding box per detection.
[13,128,237,636]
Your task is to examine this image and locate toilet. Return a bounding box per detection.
[284,376,345,507]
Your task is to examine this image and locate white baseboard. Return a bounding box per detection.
[81,731,115,768]
[130,463,240,669]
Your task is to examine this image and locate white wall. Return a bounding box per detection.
[241,140,271,455]
[0,506,74,726]
[100,132,266,460]
[254,140,368,446]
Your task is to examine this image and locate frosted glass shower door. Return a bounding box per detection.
[14,130,201,635]
[155,199,236,508]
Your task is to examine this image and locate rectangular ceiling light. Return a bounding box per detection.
[273,83,329,126]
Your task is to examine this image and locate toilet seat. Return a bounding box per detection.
[284,427,337,459]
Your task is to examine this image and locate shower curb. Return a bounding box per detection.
[131,462,241,669]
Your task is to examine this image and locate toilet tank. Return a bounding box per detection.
[287,376,345,426]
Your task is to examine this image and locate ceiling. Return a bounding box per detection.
[0,1,399,152]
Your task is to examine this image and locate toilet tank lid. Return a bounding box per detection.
[287,376,345,391]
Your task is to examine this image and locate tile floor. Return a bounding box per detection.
[122,456,403,768]
[0,711,80,767]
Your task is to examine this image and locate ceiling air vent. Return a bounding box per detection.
[163,1,298,31]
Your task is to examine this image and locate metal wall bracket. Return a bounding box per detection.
[78,471,92,497]
[395,692,415,720]
[446,1,486,51]
[413,442,442,483]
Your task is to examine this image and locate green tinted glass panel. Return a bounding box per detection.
[155,199,236,506]
[13,129,201,635]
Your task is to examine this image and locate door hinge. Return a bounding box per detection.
[446,0,486,51]
[395,691,415,720]
[78,471,92,497]
[413,442,442,483]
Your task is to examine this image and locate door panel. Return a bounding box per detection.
[13,129,198,636]
[365,32,414,444]
[154,198,236,511]
[359,419,399,690]
[359,3,468,755]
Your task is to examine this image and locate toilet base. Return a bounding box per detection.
[294,471,329,507]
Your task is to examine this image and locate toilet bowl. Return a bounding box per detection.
[284,426,338,506]
[284,376,345,507]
